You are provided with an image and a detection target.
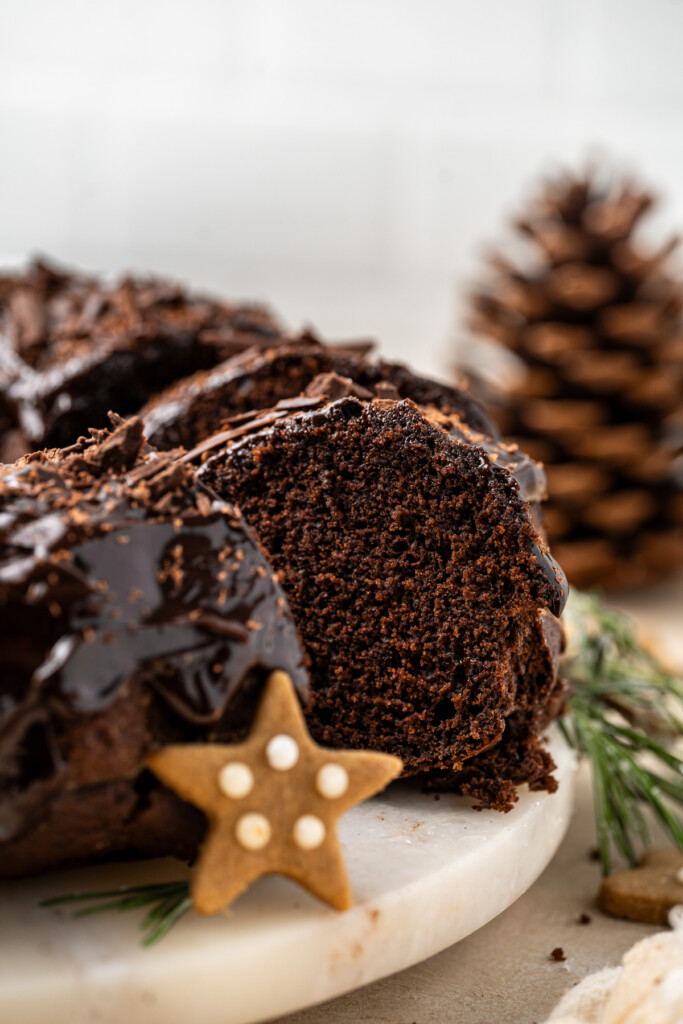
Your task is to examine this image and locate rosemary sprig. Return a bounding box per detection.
[561,589,683,876]
[41,881,192,946]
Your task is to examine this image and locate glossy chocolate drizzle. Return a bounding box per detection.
[0,257,282,461]
[0,417,307,844]
[140,331,498,453]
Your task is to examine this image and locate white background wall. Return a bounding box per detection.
[1,1,683,376]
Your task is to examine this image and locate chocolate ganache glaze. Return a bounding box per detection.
[0,416,307,859]
[0,257,282,462]
[140,332,497,453]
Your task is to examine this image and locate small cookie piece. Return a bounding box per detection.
[147,670,402,916]
[598,848,683,925]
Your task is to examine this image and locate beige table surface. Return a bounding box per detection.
[274,579,683,1024]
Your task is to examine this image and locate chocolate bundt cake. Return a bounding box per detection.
[140,333,496,451]
[196,377,568,810]
[0,257,281,461]
[0,250,569,879]
[0,417,306,877]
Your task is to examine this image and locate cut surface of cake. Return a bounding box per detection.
[141,333,497,451]
[0,417,307,877]
[0,257,281,461]
[196,376,568,811]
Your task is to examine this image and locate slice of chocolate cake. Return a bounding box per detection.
[0,417,306,877]
[141,332,497,451]
[0,257,282,461]
[196,377,568,810]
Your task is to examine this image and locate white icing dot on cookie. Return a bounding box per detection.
[266,734,299,771]
[316,763,349,799]
[293,814,326,850]
[218,762,254,800]
[235,812,271,851]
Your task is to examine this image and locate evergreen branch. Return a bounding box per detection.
[41,881,192,946]
[562,590,683,875]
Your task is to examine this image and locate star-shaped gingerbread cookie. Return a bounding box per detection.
[147,670,402,915]
[599,848,683,925]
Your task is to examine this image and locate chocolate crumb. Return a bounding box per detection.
[550,947,566,962]
[198,390,566,809]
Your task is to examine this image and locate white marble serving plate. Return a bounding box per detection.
[0,729,576,1024]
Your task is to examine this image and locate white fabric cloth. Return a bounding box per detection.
[545,909,683,1024]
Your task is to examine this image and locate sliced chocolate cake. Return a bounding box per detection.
[196,377,568,810]
[141,332,497,451]
[0,258,281,462]
[0,417,307,877]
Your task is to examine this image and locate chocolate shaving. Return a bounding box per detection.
[374,381,401,401]
[180,398,322,464]
[190,612,251,641]
[8,290,46,352]
[327,338,376,357]
[304,372,373,402]
[84,417,145,473]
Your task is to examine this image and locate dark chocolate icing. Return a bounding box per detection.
[140,333,498,452]
[0,417,307,845]
[0,257,282,460]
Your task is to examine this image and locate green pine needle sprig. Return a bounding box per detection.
[561,589,683,877]
[41,881,192,946]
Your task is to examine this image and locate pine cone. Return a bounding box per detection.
[468,168,683,590]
